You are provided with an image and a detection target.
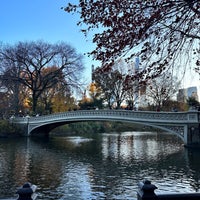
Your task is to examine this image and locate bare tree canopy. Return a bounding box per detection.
[145,72,180,109]
[93,60,138,109]
[0,40,84,113]
[64,0,200,79]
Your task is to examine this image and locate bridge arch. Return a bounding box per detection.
[29,119,185,143]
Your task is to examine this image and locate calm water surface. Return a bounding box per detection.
[0,131,200,200]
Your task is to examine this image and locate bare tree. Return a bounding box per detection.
[0,47,23,114]
[0,41,84,114]
[145,72,180,110]
[93,67,120,108]
[93,60,138,109]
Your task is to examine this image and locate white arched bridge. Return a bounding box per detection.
[11,109,200,147]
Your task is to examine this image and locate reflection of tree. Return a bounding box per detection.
[0,138,64,197]
[30,135,200,195]
[1,133,200,198]
[89,133,188,197]
[185,149,200,192]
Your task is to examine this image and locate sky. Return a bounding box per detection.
[0,0,199,94]
[0,0,99,84]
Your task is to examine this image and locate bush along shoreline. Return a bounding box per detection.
[0,120,23,138]
[50,121,158,136]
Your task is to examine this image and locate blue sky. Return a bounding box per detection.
[0,0,98,82]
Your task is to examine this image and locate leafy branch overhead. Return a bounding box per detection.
[64,0,200,79]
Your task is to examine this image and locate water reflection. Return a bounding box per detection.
[0,131,200,199]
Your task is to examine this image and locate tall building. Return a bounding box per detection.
[177,86,199,102]
[91,64,95,82]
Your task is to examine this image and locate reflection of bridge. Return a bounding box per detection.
[11,109,200,147]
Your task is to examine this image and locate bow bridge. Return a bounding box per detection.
[11,109,200,147]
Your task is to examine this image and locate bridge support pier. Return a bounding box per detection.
[185,124,200,148]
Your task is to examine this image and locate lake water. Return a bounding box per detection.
[0,131,200,200]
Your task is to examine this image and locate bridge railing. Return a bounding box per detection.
[6,180,200,200]
[137,180,200,200]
